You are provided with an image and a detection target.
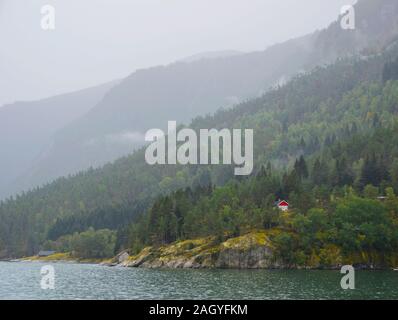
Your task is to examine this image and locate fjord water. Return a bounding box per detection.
[0,262,397,300]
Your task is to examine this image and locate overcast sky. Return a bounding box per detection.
[0,0,356,106]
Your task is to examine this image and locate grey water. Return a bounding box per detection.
[0,262,397,300]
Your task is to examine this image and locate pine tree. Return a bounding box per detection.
[294,156,309,179]
[312,157,329,186]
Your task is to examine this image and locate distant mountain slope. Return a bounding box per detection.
[0,81,118,199]
[178,50,244,63]
[312,0,398,60]
[13,0,398,196]
[11,33,315,194]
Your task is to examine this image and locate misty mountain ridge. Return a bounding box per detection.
[178,50,244,63]
[6,33,315,197]
[0,80,119,199]
[4,0,398,199]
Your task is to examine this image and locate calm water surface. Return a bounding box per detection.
[0,262,397,300]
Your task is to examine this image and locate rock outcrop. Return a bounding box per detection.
[118,231,283,269]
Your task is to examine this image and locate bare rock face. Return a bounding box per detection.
[214,246,275,269]
[118,231,283,269]
[117,251,130,264]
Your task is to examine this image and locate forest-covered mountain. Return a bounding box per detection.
[11,0,398,198]
[2,0,398,262]
[9,34,314,196]
[45,50,398,267]
[2,37,398,259]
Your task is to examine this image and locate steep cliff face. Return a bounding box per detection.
[118,231,283,269]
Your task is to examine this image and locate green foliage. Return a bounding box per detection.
[273,232,297,266]
[46,228,117,259]
[363,184,379,198]
[333,197,397,254]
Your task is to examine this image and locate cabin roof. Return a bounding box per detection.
[278,200,289,207]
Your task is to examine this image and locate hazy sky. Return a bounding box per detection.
[0,0,356,106]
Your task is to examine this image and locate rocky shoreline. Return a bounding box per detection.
[107,231,314,269]
[115,233,280,269]
[15,252,107,265]
[13,230,397,270]
[106,231,396,270]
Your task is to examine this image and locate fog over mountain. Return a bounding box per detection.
[0,0,359,198]
[0,0,355,106]
[0,81,117,196]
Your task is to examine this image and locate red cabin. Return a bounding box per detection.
[277,200,289,211]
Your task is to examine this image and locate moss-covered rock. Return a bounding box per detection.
[120,230,283,269]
